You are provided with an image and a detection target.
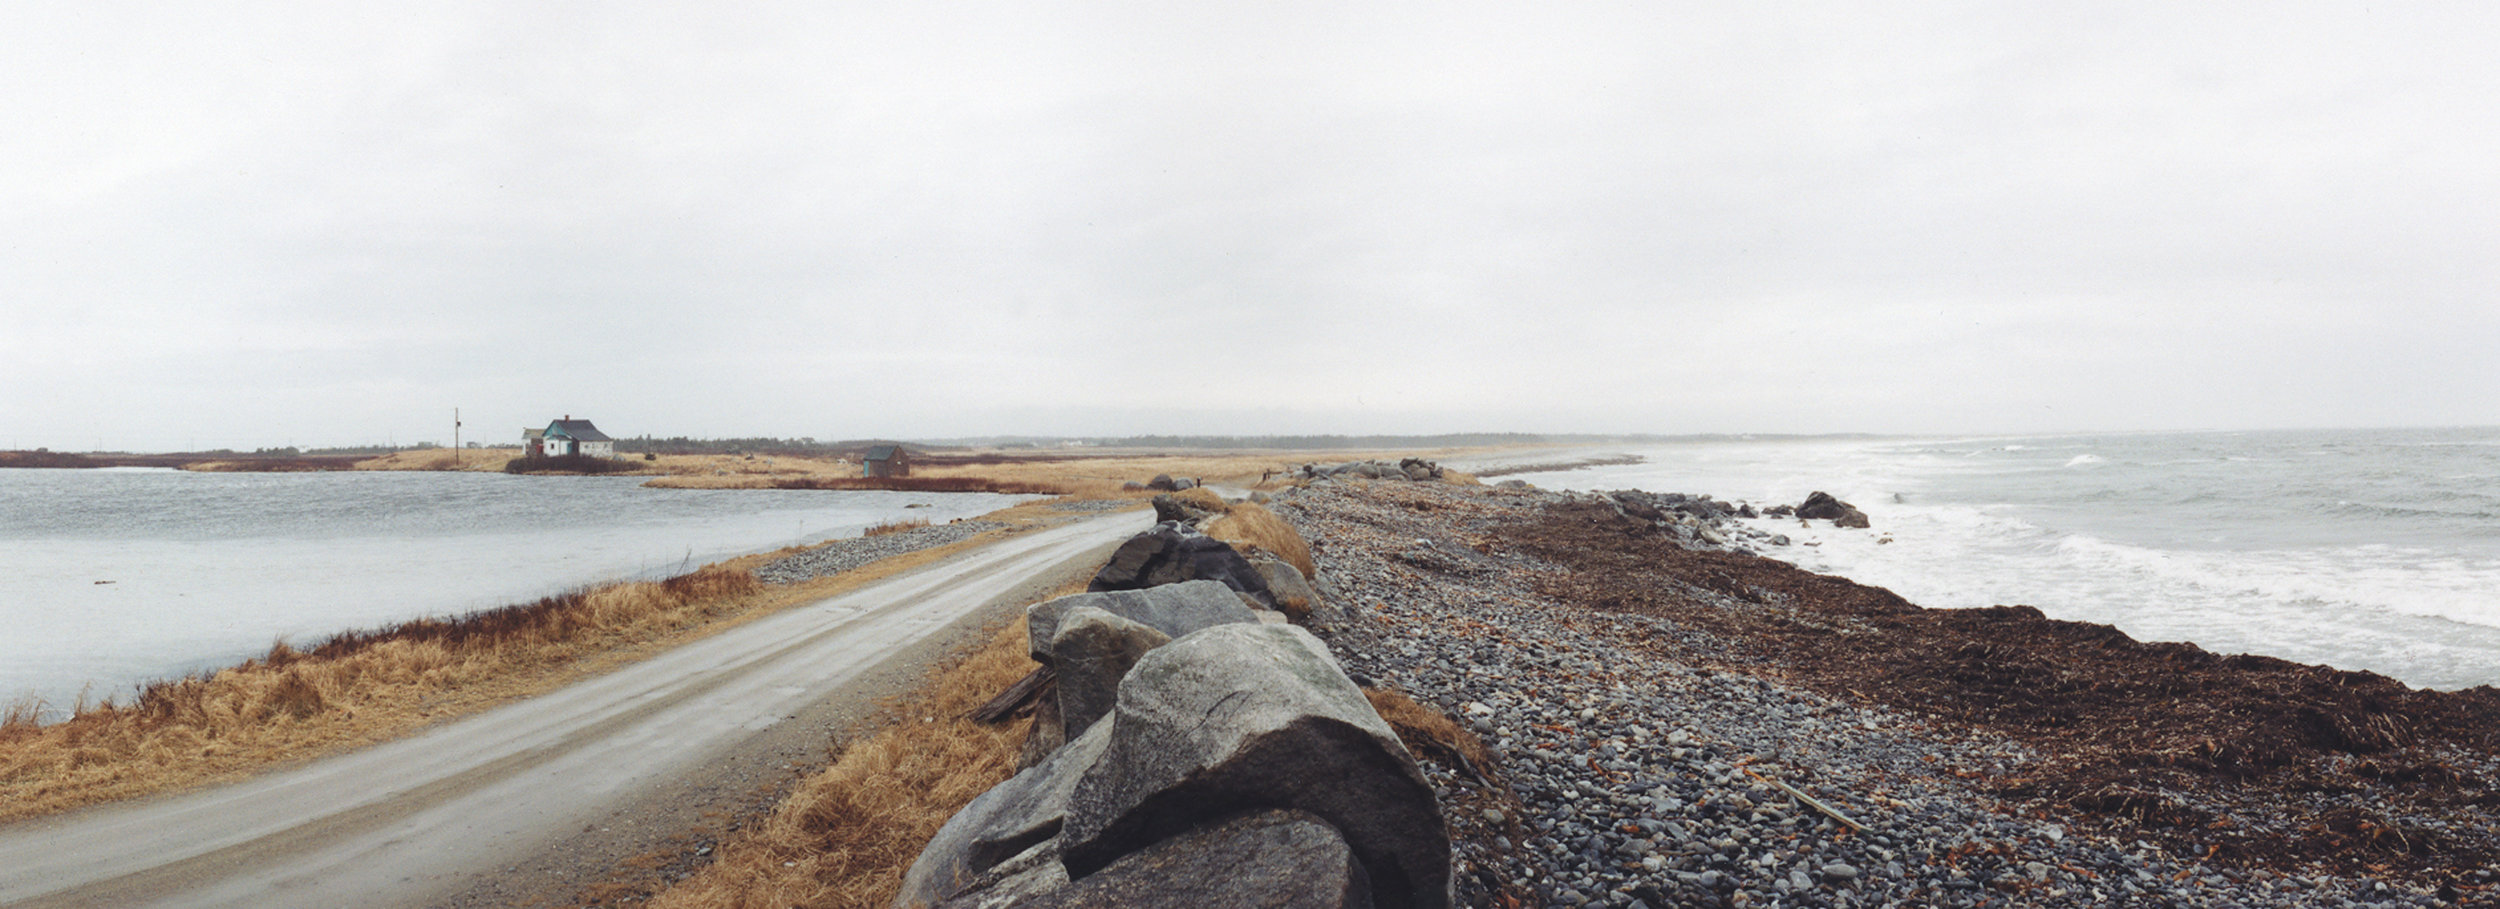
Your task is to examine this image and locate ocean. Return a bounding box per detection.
[1508,427,2500,692]
[0,469,1031,720]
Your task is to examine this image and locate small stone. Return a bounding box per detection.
[1822,862,1860,882]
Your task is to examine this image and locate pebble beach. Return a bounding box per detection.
[1269,478,2499,909]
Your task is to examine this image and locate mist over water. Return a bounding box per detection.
[1513,428,2500,691]
[0,470,1031,719]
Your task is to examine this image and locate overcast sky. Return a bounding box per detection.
[5,2,2495,450]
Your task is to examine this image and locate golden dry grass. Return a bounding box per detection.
[356,448,525,472]
[1167,486,1227,511]
[1199,501,1316,581]
[0,566,764,821]
[1363,688,1496,776]
[648,622,1040,909]
[0,512,1057,824]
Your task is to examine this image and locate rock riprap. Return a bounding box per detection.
[968,809,1373,909]
[1023,580,1256,664]
[1059,623,1451,909]
[901,617,1450,909]
[1085,521,1276,609]
[1044,607,1169,740]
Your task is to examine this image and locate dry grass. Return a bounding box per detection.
[0,565,764,821]
[1167,486,1227,512]
[0,512,1055,824]
[1199,501,1316,581]
[864,518,932,537]
[637,446,1520,497]
[356,448,524,472]
[649,622,1041,909]
[1363,688,1496,777]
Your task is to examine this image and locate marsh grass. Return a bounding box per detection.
[864,518,932,537]
[0,506,1052,825]
[0,564,772,821]
[355,448,523,472]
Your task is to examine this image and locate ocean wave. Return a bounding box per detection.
[2062,454,2104,468]
[1744,504,2500,689]
[2320,500,2500,523]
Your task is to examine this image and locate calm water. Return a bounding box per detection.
[1513,428,2500,691]
[0,469,1031,719]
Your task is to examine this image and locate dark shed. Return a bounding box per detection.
[862,445,911,478]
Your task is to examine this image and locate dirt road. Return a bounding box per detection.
[0,512,1144,908]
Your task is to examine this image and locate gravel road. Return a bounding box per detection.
[0,511,1146,909]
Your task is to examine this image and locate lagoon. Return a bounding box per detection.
[0,468,1029,719]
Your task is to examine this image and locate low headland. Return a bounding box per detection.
[642,464,2498,908]
[7,445,2492,908]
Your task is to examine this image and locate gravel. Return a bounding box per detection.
[1268,479,2484,909]
[753,521,1007,584]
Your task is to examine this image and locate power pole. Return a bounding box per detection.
[453,408,462,467]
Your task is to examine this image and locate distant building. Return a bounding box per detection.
[529,417,616,459]
[862,445,910,478]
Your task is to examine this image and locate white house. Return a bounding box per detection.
[529,417,616,459]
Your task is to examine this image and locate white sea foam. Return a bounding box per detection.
[1514,429,2500,690]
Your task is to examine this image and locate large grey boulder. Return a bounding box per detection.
[1087,522,1276,608]
[1048,607,1171,739]
[1017,685,1065,771]
[1149,493,1217,526]
[1025,581,1257,664]
[1243,552,1322,623]
[929,839,1070,909]
[986,809,1372,909]
[895,721,1113,907]
[1060,624,1452,909]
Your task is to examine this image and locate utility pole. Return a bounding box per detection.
[454,408,462,467]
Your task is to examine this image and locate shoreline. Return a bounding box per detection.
[0,492,1133,822]
[1273,477,2499,906]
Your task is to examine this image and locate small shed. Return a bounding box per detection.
[862,445,911,478]
[536,417,616,459]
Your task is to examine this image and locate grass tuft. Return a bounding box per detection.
[1168,486,1226,512]
[864,519,932,537]
[1199,501,1316,581]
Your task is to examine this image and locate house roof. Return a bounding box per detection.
[545,419,611,442]
[522,428,545,440]
[864,445,902,461]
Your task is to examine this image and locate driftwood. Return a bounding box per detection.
[1745,766,1871,833]
[968,665,1056,724]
